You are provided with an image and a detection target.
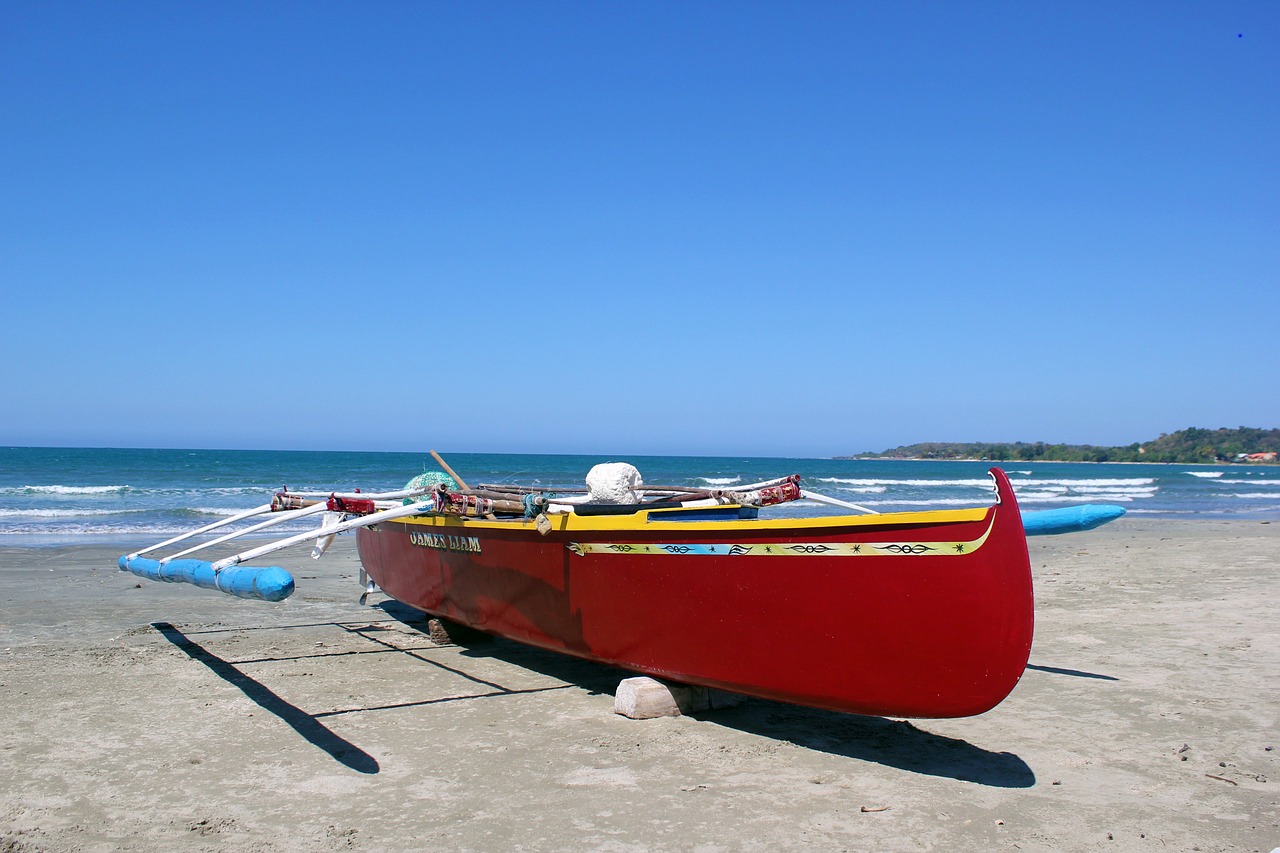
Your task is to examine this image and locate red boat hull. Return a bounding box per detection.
[355,468,1033,718]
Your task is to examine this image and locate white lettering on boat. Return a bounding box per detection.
[408,531,482,553]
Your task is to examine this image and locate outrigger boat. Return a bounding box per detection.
[120,455,1124,719]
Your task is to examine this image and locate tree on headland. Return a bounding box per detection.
[847,427,1280,464]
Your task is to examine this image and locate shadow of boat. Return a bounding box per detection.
[699,700,1035,788]
[152,621,381,775]
[375,600,1036,788]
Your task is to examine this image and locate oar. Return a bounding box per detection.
[477,483,588,495]
[430,450,471,490]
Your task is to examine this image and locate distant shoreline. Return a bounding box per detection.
[845,428,1279,465]
[839,457,1237,466]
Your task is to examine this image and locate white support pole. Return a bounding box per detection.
[164,502,333,560]
[213,501,436,571]
[800,489,879,515]
[126,503,275,560]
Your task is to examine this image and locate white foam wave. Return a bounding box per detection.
[189,506,256,517]
[1217,479,1280,486]
[1086,492,1153,501]
[1013,491,1074,501]
[0,524,313,537]
[821,476,1156,490]
[819,477,995,488]
[1010,478,1155,488]
[0,506,255,523]
[1016,494,1135,504]
[1217,493,1280,500]
[0,484,277,499]
[1185,471,1224,478]
[1124,508,1203,515]
[699,477,741,486]
[830,485,888,495]
[0,508,127,518]
[6,484,131,495]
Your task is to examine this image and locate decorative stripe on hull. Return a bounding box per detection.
[567,515,994,558]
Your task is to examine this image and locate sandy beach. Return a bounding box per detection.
[1,519,1276,852]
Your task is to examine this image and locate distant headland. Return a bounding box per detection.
[844,427,1280,464]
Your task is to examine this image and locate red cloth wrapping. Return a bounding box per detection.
[755,475,802,507]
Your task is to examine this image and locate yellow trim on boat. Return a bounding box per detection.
[567,512,995,557]
[388,504,994,534]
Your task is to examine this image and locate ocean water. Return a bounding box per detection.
[1,446,1278,546]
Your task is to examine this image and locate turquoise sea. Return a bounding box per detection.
[2,446,1278,545]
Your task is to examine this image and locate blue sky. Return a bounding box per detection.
[2,1,1276,457]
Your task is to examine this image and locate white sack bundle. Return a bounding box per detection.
[585,462,644,504]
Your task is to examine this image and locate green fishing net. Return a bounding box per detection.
[403,470,458,504]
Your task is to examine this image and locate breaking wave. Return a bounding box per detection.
[817,477,994,488]
[1015,493,1137,503]
[4,484,131,495]
[0,507,130,518]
